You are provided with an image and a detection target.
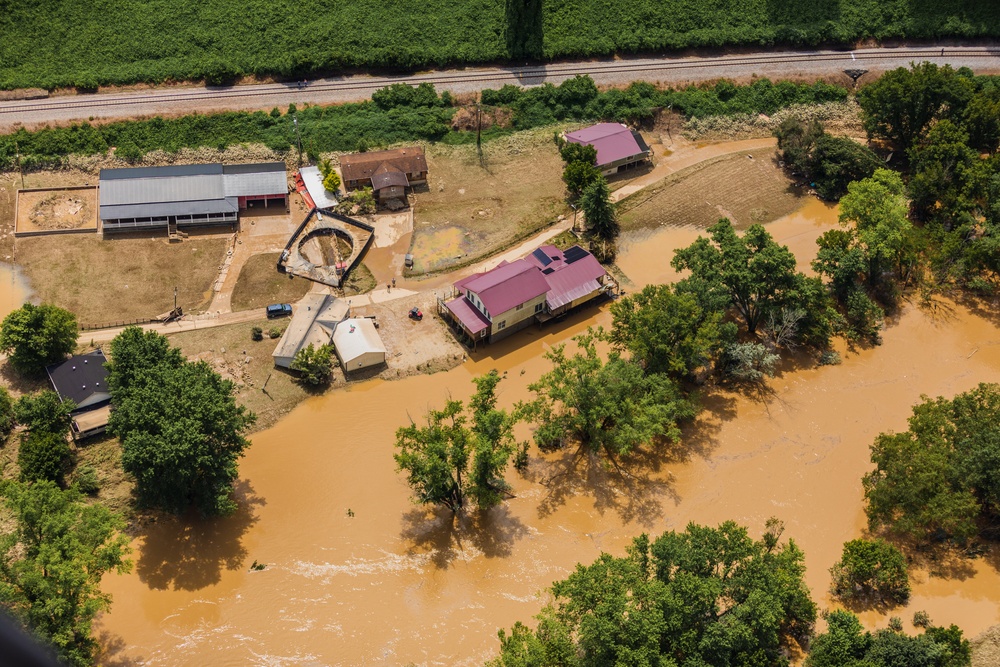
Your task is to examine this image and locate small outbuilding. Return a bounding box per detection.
[340,147,428,203]
[45,350,112,439]
[563,123,651,176]
[332,318,386,371]
[272,294,350,369]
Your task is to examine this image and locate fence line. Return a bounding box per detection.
[79,318,153,332]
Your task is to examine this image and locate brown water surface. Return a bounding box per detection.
[99,201,1000,665]
[0,263,32,319]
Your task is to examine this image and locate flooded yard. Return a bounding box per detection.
[97,199,1000,666]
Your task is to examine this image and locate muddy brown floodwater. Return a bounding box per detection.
[0,263,33,319]
[99,200,1000,666]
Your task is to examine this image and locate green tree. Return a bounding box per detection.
[0,386,15,438]
[14,391,74,436]
[394,370,519,513]
[0,304,78,376]
[837,169,913,287]
[806,609,970,667]
[857,62,974,151]
[907,119,984,226]
[775,116,825,175]
[490,521,816,667]
[523,331,696,460]
[559,142,597,165]
[863,383,1000,543]
[775,119,882,200]
[17,431,71,484]
[607,284,731,380]
[0,481,131,667]
[579,177,618,243]
[672,218,804,336]
[107,327,255,516]
[830,538,910,605]
[322,170,341,193]
[290,343,335,386]
[562,160,600,199]
[963,90,1000,155]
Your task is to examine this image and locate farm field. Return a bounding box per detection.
[2,1,999,90]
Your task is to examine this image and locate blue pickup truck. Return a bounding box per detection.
[266,303,292,319]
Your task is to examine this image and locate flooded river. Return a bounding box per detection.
[99,200,1000,665]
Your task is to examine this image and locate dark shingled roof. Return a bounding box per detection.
[340,147,427,184]
[45,350,111,412]
[370,163,409,191]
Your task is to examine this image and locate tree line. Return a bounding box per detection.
[2,0,998,90]
[0,76,847,170]
[0,303,255,665]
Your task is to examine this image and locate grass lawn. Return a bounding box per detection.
[231,252,312,312]
[16,233,228,326]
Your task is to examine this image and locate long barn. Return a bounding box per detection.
[98,162,288,233]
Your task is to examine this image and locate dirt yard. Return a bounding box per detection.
[15,187,98,234]
[616,148,806,232]
[406,128,570,275]
[16,232,229,326]
[230,253,311,312]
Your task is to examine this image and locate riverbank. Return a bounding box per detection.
[96,195,1000,664]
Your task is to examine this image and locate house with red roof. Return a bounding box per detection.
[440,244,616,345]
[563,123,651,176]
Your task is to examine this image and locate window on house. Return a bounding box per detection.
[516,303,523,311]
[535,302,544,313]
[496,320,506,330]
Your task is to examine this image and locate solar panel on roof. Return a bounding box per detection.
[542,268,555,275]
[532,248,553,266]
[564,246,589,264]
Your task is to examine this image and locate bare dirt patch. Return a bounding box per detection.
[168,317,315,432]
[406,128,570,275]
[15,187,98,234]
[16,232,229,325]
[231,253,312,312]
[617,148,806,232]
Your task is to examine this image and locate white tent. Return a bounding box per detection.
[332,318,386,371]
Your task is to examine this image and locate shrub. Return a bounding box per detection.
[913,610,932,628]
[722,343,779,383]
[18,430,71,484]
[250,326,263,341]
[830,538,910,605]
[290,343,335,386]
[75,465,101,496]
[268,327,283,339]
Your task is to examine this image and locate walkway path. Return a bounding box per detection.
[4,47,998,129]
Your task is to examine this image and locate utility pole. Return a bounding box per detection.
[476,98,483,166]
[293,115,303,167]
[173,286,178,311]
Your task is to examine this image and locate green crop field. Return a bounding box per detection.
[1,1,998,90]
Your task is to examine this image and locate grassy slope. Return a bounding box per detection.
[2,1,999,90]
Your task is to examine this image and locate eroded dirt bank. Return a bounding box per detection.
[98,202,1000,666]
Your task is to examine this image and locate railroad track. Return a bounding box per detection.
[3,47,999,117]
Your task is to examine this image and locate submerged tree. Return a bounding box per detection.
[607,283,731,380]
[0,481,132,667]
[489,520,817,667]
[830,538,910,606]
[394,370,520,513]
[672,218,807,336]
[863,383,1000,543]
[523,331,697,461]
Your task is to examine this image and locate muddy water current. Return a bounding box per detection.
[100,200,1000,665]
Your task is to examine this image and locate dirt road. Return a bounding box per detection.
[3,46,999,130]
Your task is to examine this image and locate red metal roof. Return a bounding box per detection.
[462,259,549,316]
[565,123,646,168]
[445,296,491,335]
[543,253,606,309]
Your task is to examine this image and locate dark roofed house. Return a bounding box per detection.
[441,245,616,345]
[563,123,651,175]
[340,147,428,203]
[99,162,288,233]
[45,350,112,440]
